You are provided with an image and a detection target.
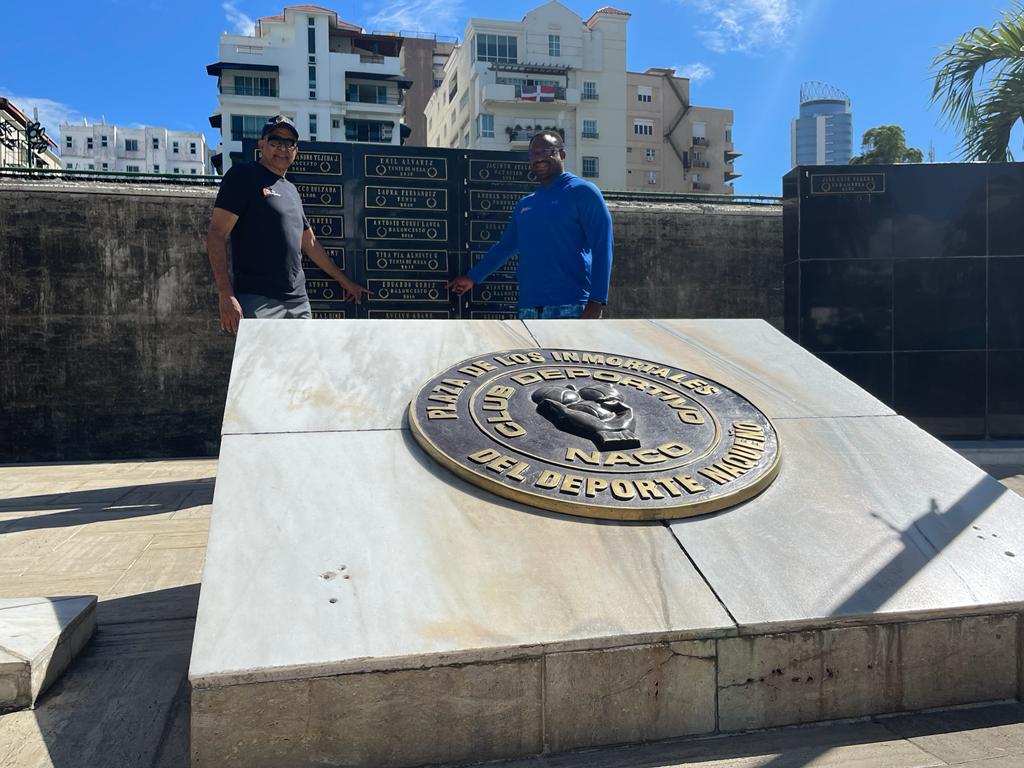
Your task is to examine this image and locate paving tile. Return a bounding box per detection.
[880,702,1024,765]
[20,533,154,578]
[106,547,206,597]
[146,532,209,550]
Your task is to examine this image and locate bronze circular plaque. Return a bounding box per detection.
[408,349,781,521]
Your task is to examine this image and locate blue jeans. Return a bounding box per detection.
[517,302,587,319]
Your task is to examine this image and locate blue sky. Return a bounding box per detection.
[0,1,1015,194]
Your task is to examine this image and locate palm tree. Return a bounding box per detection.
[931,2,1024,161]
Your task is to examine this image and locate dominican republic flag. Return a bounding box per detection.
[538,85,556,101]
[521,85,539,101]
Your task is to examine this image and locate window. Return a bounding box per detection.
[101,162,108,170]
[101,135,108,147]
[474,33,517,64]
[310,91,316,100]
[692,173,702,182]
[582,156,598,178]
[229,115,272,141]
[126,165,140,172]
[308,65,317,92]
[190,168,197,174]
[125,138,139,152]
[348,83,388,104]
[645,148,656,162]
[172,141,179,153]
[448,74,458,102]
[65,136,72,149]
[725,123,733,143]
[582,119,598,139]
[692,121,706,142]
[153,164,160,172]
[232,75,276,97]
[633,119,653,136]
[433,78,443,88]
[308,115,317,141]
[647,171,657,185]
[344,119,393,142]
[308,26,316,53]
[463,130,470,147]
[478,113,494,138]
[582,81,598,100]
[190,142,197,154]
[459,91,469,111]
[64,161,73,168]
[548,34,560,57]
[88,163,94,169]
[87,137,93,150]
[308,54,316,64]
[331,117,340,129]
[637,86,652,103]
[152,137,159,149]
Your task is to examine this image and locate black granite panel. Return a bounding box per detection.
[783,260,798,340]
[894,351,986,439]
[989,256,1024,349]
[989,164,1024,256]
[989,351,1024,437]
[893,258,986,351]
[888,164,987,258]
[797,181,893,261]
[817,352,893,406]
[799,259,892,352]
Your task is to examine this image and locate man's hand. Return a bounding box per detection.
[218,293,243,334]
[447,275,475,296]
[339,276,371,304]
[581,300,604,319]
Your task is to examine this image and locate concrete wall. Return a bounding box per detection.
[0,180,781,462]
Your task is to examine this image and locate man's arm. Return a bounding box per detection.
[447,214,519,296]
[207,207,243,333]
[301,228,370,303]
[578,185,613,319]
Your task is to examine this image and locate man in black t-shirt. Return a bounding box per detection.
[207,115,367,332]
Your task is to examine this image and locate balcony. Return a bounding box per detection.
[692,181,711,191]
[581,130,599,139]
[219,85,278,97]
[360,54,385,64]
[691,159,710,169]
[692,136,708,147]
[346,93,403,105]
[507,127,566,144]
[581,92,599,101]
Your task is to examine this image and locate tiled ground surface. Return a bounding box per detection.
[0,459,1022,768]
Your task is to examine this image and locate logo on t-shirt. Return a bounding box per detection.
[262,187,281,198]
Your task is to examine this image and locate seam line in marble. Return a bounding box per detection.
[661,520,739,628]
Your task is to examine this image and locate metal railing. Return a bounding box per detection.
[220,85,279,97]
[359,54,385,64]
[691,181,711,191]
[346,93,403,105]
[581,131,600,139]
[691,160,710,169]
[692,137,708,146]
[0,166,784,205]
[581,92,599,100]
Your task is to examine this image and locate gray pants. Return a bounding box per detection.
[237,293,312,319]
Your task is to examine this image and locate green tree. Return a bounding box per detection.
[849,125,924,164]
[931,3,1024,161]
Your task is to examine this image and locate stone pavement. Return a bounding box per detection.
[0,458,1023,768]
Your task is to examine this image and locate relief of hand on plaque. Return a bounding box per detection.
[531,383,640,450]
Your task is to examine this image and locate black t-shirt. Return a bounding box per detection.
[214,162,310,301]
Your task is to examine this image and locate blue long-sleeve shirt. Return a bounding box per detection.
[467,172,613,307]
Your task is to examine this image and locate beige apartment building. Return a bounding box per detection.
[626,67,739,194]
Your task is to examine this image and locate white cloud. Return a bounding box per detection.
[681,0,798,54]
[223,1,255,36]
[677,63,714,83]
[0,88,86,138]
[365,0,464,36]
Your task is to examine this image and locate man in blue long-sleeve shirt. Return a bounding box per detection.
[448,130,613,319]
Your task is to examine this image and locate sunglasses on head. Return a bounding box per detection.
[266,136,297,149]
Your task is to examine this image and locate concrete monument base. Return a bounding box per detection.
[190,319,1024,768]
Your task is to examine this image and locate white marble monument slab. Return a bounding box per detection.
[192,319,1024,768]
[0,595,96,711]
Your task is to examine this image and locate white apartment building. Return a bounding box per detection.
[209,4,408,171]
[424,1,629,190]
[60,120,212,174]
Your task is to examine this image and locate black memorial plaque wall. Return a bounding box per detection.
[784,162,1024,439]
[238,142,533,320]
